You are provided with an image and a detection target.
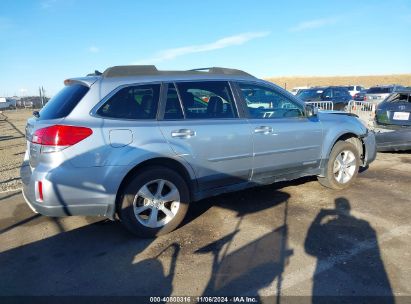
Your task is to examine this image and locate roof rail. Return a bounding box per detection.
[188,67,254,77]
[103,65,158,77]
[100,65,255,78]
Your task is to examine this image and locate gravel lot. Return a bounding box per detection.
[0,110,410,301]
[0,109,31,192]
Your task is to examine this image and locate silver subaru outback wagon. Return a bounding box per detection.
[21,66,377,237]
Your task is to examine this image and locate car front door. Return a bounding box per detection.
[234,82,324,183]
[159,81,253,191]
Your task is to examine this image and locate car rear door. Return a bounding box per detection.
[158,81,253,191]
[234,81,324,183]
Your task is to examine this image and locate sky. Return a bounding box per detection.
[1,0,411,96]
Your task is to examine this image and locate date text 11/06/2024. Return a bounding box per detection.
[149,296,258,303]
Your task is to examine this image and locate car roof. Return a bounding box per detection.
[390,90,411,94]
[369,85,401,88]
[67,65,258,89]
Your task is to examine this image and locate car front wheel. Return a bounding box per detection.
[318,141,360,190]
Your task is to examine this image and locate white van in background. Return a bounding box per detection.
[290,86,308,95]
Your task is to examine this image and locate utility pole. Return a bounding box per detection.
[42,87,46,107]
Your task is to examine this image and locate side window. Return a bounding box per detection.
[238,83,304,119]
[176,81,236,119]
[322,88,332,98]
[164,83,184,120]
[97,84,160,119]
[334,89,342,98]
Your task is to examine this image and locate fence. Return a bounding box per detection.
[346,100,376,127]
[305,101,334,111]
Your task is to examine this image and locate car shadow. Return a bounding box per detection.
[0,182,293,296]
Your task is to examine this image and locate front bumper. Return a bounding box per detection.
[362,131,377,165]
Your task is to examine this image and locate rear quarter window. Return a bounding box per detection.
[97,84,160,119]
[38,84,89,120]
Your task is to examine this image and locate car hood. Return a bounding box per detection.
[318,110,359,118]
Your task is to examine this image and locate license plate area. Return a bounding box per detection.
[393,112,410,120]
[29,142,41,168]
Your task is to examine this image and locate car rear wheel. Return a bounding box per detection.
[118,166,190,238]
[317,141,360,190]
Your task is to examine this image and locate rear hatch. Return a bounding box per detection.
[25,83,91,168]
[376,93,411,127]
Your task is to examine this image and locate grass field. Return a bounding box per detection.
[265,74,411,90]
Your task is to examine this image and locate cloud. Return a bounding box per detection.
[289,17,339,32]
[88,46,100,53]
[135,31,270,64]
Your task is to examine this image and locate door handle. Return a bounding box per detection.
[171,129,196,138]
[254,126,273,135]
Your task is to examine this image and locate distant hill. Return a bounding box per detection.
[265,74,411,90]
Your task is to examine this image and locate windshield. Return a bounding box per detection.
[38,84,89,120]
[367,87,392,94]
[297,89,322,101]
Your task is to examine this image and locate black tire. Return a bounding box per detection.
[317,141,360,190]
[118,166,190,238]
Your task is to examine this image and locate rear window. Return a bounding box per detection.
[386,93,411,103]
[38,84,88,120]
[367,87,392,94]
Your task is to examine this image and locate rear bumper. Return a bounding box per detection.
[375,127,411,152]
[362,131,377,165]
[20,160,117,218]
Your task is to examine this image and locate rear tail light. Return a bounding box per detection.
[36,181,43,202]
[31,125,92,152]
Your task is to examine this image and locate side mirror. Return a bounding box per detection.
[305,104,318,117]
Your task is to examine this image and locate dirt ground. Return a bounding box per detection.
[0,109,410,302]
[0,109,30,192]
[266,74,411,90]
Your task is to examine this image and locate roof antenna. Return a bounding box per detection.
[87,70,102,76]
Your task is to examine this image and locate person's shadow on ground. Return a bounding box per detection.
[304,197,394,304]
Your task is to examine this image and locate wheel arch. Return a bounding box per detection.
[114,157,197,216]
[325,132,365,162]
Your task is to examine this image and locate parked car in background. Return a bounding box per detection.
[365,85,405,104]
[345,85,365,97]
[375,91,411,151]
[353,89,368,101]
[290,86,308,95]
[296,86,352,110]
[376,91,411,127]
[0,97,16,110]
[296,87,325,101]
[21,65,376,237]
